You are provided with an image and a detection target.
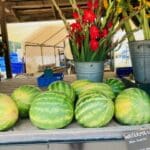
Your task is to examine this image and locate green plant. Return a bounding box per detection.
[119,0,150,41]
[50,0,131,62]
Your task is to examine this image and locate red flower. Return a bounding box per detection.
[100,28,108,38]
[107,22,113,28]
[87,0,99,9]
[70,22,82,32]
[90,40,99,51]
[83,9,96,23]
[72,12,80,20]
[102,28,108,37]
[76,35,85,47]
[90,25,100,39]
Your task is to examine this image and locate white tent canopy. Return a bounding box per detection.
[24,21,73,74]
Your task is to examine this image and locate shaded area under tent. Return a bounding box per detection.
[24,25,73,74]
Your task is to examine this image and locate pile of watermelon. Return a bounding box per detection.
[0,77,149,131]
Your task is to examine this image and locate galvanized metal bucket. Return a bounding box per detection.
[129,40,150,83]
[74,61,104,82]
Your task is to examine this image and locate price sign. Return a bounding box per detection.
[123,129,150,150]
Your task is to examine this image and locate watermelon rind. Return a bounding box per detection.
[115,88,150,125]
[78,83,115,100]
[105,78,126,96]
[11,85,41,118]
[0,93,18,131]
[48,81,75,103]
[71,80,92,96]
[75,95,114,127]
[29,91,74,129]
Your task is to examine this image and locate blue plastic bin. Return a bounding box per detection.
[116,67,133,78]
[0,65,6,72]
[0,57,5,66]
[10,53,18,63]
[11,62,25,74]
[0,62,25,74]
[37,73,64,87]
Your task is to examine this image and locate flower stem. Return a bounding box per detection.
[50,0,70,31]
[140,7,150,40]
[122,11,135,41]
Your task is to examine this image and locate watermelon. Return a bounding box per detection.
[105,78,126,96]
[11,85,41,118]
[48,81,75,103]
[78,83,115,100]
[71,80,91,96]
[77,90,111,106]
[0,93,18,131]
[75,94,114,127]
[29,91,74,129]
[115,88,150,125]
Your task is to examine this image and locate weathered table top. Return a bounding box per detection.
[0,74,149,145]
[0,119,150,145]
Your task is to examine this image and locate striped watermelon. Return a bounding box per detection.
[75,94,114,127]
[115,88,150,125]
[77,90,111,106]
[105,78,126,96]
[0,94,18,131]
[11,85,41,118]
[78,83,115,100]
[71,80,91,96]
[48,81,75,103]
[29,91,74,129]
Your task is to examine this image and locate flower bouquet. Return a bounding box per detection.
[50,0,129,62]
[119,0,150,41]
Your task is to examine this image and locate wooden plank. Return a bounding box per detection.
[0,119,149,144]
[12,5,52,10]
[16,9,54,15]
[0,77,37,95]
[0,144,48,150]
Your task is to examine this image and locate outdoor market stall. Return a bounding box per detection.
[0,74,150,150]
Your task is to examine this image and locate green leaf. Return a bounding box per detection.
[83,27,90,61]
[69,40,79,60]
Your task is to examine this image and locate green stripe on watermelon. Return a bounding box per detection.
[71,80,92,96]
[77,91,110,106]
[105,78,126,96]
[78,83,115,100]
[34,91,74,106]
[48,81,75,103]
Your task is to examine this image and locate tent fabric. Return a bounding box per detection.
[26,26,66,45]
[24,23,73,74]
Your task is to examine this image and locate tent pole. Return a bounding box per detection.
[54,46,57,65]
[0,0,12,78]
[24,45,27,73]
[40,45,44,66]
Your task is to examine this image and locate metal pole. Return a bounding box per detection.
[0,0,12,78]
[40,45,44,65]
[54,46,57,65]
